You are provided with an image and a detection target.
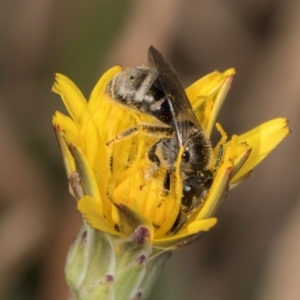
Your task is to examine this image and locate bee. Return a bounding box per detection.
[106,46,217,233]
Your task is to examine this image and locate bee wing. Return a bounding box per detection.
[148,46,201,146]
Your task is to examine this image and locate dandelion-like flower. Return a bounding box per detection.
[52,47,289,300]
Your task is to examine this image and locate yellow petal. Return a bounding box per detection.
[53,124,76,177]
[113,204,154,237]
[52,73,88,127]
[78,196,120,236]
[53,111,80,147]
[68,143,102,206]
[230,142,252,178]
[206,68,236,136]
[196,160,233,220]
[52,110,79,134]
[186,69,234,102]
[88,66,122,112]
[153,218,217,250]
[231,118,290,182]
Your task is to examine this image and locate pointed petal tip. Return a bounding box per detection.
[276,117,290,131]
[51,73,63,92]
[224,68,236,77]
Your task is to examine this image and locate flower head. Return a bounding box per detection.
[52,54,289,250]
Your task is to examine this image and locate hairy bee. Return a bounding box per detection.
[106,46,216,232]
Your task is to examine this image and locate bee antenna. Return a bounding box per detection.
[214,145,223,170]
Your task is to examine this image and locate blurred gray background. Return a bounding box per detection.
[1,0,299,299]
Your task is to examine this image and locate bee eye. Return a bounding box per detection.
[182,149,190,163]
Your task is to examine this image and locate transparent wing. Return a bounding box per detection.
[148,46,202,146]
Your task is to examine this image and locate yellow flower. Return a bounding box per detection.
[52,65,289,250]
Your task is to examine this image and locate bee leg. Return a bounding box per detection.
[148,142,170,197]
[138,124,173,137]
[148,142,160,165]
[106,124,173,146]
[106,127,138,146]
[162,170,171,196]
